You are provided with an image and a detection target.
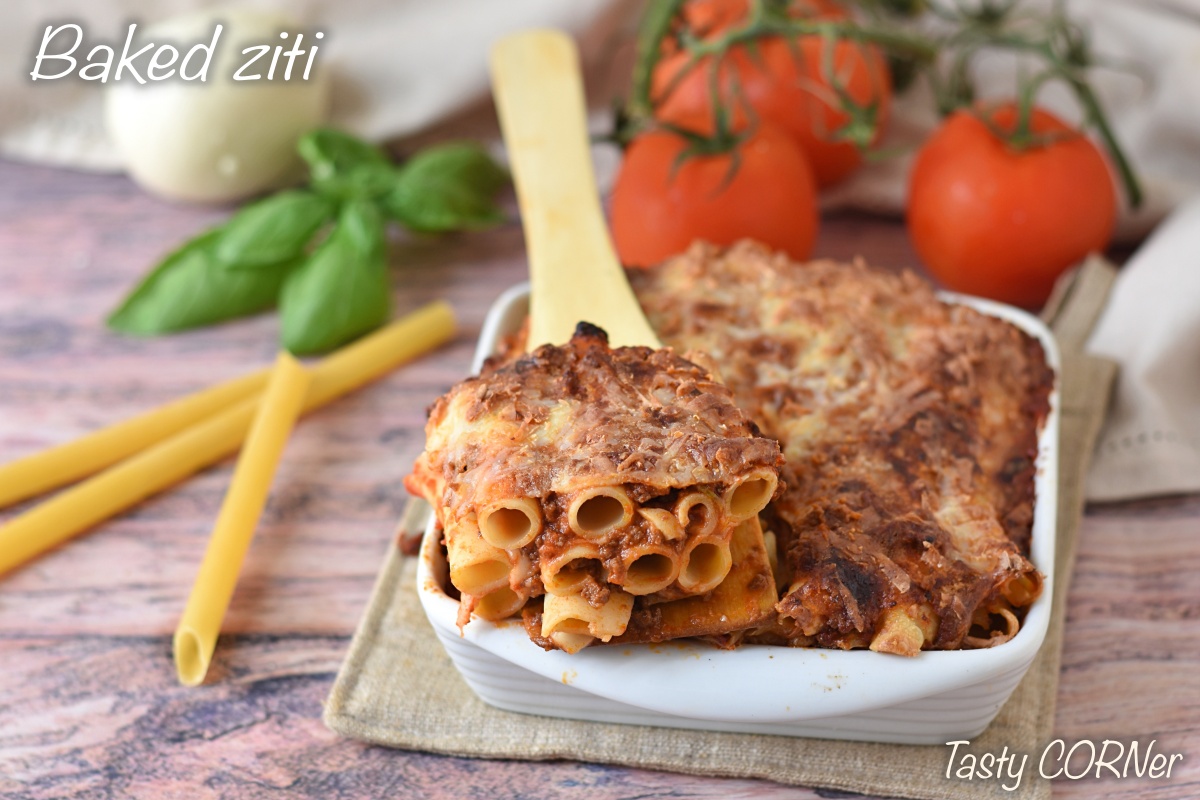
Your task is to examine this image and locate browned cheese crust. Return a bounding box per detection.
[626,241,1054,654]
[407,323,783,600]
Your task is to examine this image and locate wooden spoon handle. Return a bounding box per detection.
[490,30,661,350]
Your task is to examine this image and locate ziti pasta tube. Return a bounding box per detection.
[0,301,455,579]
[406,323,782,651]
[445,518,512,597]
[174,352,309,687]
[541,588,634,653]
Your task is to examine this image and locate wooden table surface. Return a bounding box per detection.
[1,158,1197,800]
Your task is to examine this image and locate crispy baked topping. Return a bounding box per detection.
[412,322,782,512]
[407,321,783,651]
[629,241,1053,653]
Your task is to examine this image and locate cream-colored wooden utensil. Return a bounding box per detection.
[490,30,661,351]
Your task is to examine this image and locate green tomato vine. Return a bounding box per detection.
[620,0,1142,207]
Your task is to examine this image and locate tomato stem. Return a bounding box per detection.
[1067,74,1144,208]
[928,2,1143,207]
[630,0,688,123]
[619,0,1143,208]
[622,0,937,156]
[685,15,938,63]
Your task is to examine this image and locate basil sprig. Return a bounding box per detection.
[384,143,509,232]
[108,230,291,334]
[108,129,508,354]
[280,200,391,355]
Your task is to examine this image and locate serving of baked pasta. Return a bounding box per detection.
[629,242,1054,656]
[406,322,784,653]
[409,241,1054,658]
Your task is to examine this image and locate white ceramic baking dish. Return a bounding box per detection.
[415,282,1060,744]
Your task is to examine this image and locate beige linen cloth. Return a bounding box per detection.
[323,262,1118,800]
[1084,198,1200,501]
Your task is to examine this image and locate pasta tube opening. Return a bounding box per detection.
[724,470,778,521]
[965,606,1020,649]
[479,498,542,549]
[541,589,634,646]
[450,560,510,598]
[1000,573,1041,607]
[678,538,733,594]
[568,487,634,539]
[674,490,718,537]
[474,585,527,621]
[543,543,605,595]
[549,630,595,654]
[446,525,512,597]
[623,549,680,595]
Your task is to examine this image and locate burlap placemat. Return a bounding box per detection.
[325,260,1119,800]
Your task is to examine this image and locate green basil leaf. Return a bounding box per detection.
[279,201,392,355]
[383,142,509,233]
[299,128,390,174]
[215,190,334,269]
[108,229,290,335]
[298,129,395,201]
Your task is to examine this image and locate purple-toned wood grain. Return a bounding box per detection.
[1,158,1197,800]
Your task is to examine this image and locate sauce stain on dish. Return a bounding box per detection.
[561,669,578,685]
[647,641,703,658]
[813,673,846,692]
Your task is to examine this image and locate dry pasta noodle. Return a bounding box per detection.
[677,536,733,594]
[723,468,779,521]
[621,543,681,596]
[478,496,542,549]
[542,542,605,595]
[673,489,719,537]
[445,519,512,597]
[566,485,634,539]
[541,588,634,652]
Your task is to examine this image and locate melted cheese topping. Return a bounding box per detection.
[407,323,784,628]
[629,242,1053,651]
[413,323,782,519]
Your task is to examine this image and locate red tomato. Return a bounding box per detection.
[652,2,890,188]
[674,0,846,37]
[907,104,1117,308]
[610,123,819,267]
[676,0,751,38]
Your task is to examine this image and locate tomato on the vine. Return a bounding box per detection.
[675,0,755,37]
[652,1,891,188]
[672,0,846,39]
[610,122,819,267]
[906,103,1117,308]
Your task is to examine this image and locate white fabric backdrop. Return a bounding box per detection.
[3,0,1199,238]
[0,0,629,170]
